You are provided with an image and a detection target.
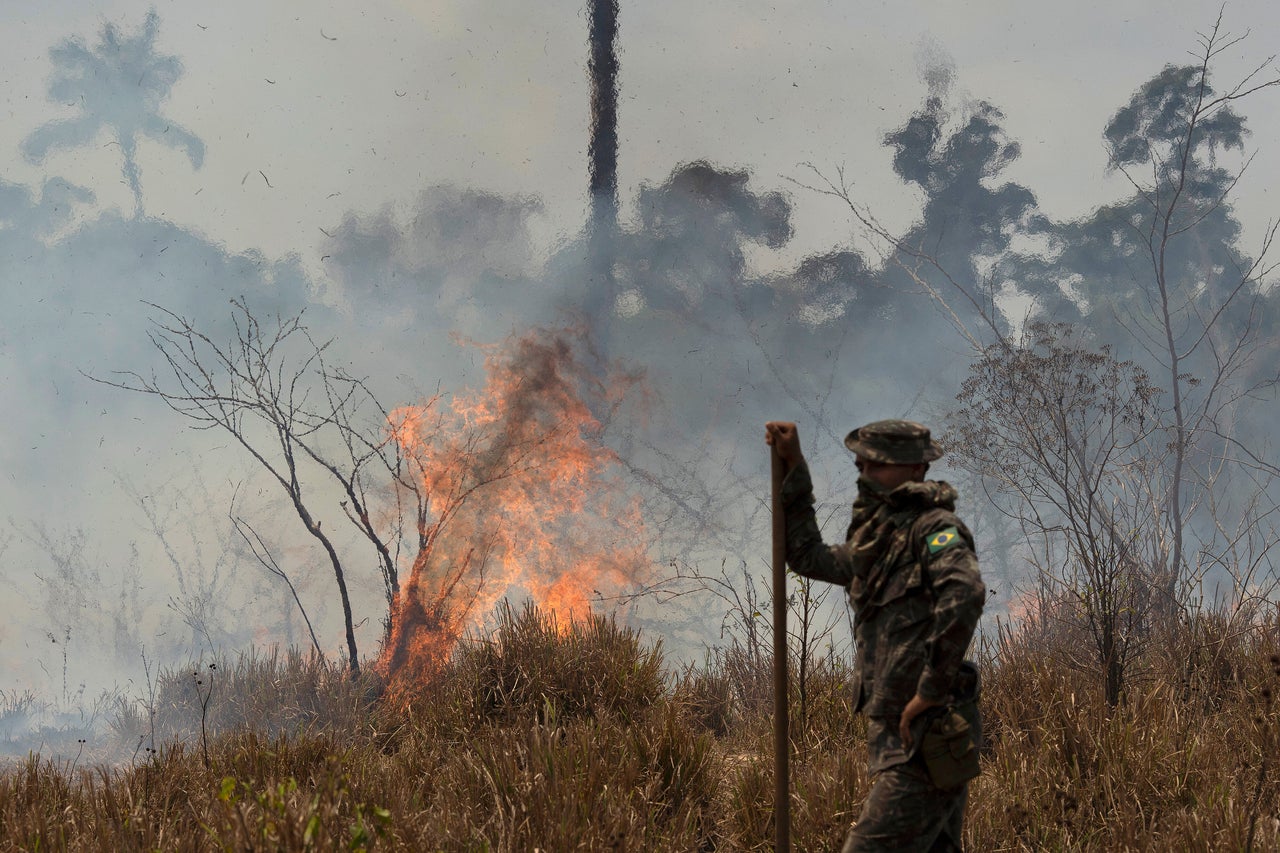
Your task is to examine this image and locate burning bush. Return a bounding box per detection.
[379,327,650,703]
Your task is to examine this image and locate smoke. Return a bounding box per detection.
[3,6,1278,762]
[915,35,955,102]
[320,185,548,343]
[0,36,1003,732]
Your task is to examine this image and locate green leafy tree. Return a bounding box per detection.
[22,10,204,215]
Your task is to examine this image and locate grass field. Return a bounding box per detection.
[2,602,1277,851]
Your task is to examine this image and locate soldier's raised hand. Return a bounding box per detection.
[765,421,803,470]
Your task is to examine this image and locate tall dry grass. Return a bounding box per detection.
[1,602,1278,850]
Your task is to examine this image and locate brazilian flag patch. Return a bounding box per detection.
[926,527,961,555]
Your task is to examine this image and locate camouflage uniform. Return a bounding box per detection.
[780,420,985,852]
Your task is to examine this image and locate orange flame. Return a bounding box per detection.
[378,326,648,700]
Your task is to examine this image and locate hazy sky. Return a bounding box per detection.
[3,0,1278,276]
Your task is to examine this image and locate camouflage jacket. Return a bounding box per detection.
[781,460,985,772]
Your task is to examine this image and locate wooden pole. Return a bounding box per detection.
[771,447,791,852]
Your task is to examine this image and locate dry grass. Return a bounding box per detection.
[2,604,1279,850]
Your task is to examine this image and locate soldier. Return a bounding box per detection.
[765,419,985,852]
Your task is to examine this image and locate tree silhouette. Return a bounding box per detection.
[21,10,204,216]
[1001,18,1279,606]
[0,177,94,240]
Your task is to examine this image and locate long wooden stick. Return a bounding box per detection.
[771,447,791,852]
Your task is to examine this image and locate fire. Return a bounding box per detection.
[1003,587,1042,628]
[378,326,648,700]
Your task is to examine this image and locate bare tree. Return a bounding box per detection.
[946,323,1165,705]
[96,300,388,676]
[115,470,245,654]
[230,513,325,661]
[1097,13,1280,604]
[101,300,645,689]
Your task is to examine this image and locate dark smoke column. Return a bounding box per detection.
[586,0,620,326]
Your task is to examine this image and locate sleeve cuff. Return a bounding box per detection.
[916,666,951,704]
[780,459,814,507]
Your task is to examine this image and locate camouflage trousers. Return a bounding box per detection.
[840,759,967,852]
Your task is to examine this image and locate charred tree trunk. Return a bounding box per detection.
[586,0,620,333]
[1102,614,1122,708]
[293,494,361,679]
[588,0,619,237]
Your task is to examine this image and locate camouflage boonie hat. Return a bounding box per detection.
[844,419,943,464]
